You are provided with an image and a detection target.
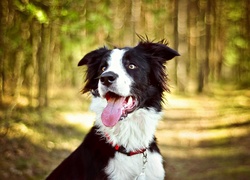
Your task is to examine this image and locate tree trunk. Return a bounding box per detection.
[204,0,212,87]
[27,20,40,106]
[13,48,24,102]
[38,24,51,108]
[0,0,9,103]
[131,0,142,44]
[197,1,206,93]
[187,0,198,84]
[177,0,187,92]
[214,1,224,81]
[173,0,179,86]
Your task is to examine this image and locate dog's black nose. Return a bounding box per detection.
[100,72,118,86]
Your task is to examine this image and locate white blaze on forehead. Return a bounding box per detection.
[98,48,133,97]
[107,49,127,72]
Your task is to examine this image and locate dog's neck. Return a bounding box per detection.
[90,97,162,151]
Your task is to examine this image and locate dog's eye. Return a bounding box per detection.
[128,64,137,70]
[101,66,107,72]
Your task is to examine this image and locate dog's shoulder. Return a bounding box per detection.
[46,126,115,179]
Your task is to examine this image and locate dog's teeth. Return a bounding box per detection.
[127,96,133,106]
[123,97,132,108]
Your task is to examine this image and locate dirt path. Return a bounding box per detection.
[157,93,250,180]
[1,89,249,179]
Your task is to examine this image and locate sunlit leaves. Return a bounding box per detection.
[14,0,49,24]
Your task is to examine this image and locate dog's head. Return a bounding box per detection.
[78,39,179,127]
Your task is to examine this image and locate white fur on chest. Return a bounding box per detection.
[90,97,165,179]
[105,151,165,180]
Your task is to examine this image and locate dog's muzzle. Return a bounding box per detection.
[98,72,138,127]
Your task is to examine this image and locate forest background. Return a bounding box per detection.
[0,0,250,179]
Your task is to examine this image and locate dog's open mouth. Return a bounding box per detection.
[101,92,138,127]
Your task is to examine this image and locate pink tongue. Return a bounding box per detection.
[101,97,126,127]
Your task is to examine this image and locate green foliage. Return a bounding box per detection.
[14,0,48,23]
[0,0,249,104]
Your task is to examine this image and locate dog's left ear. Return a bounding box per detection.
[135,41,180,62]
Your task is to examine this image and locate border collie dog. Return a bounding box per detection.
[47,39,179,180]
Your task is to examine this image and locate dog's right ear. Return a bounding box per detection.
[78,47,110,95]
[78,47,110,66]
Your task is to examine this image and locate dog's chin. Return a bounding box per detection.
[100,91,139,127]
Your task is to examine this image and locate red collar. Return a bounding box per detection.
[105,133,147,156]
[114,144,147,156]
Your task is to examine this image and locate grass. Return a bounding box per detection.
[0,87,250,179]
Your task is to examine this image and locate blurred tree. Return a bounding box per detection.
[0,0,249,108]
